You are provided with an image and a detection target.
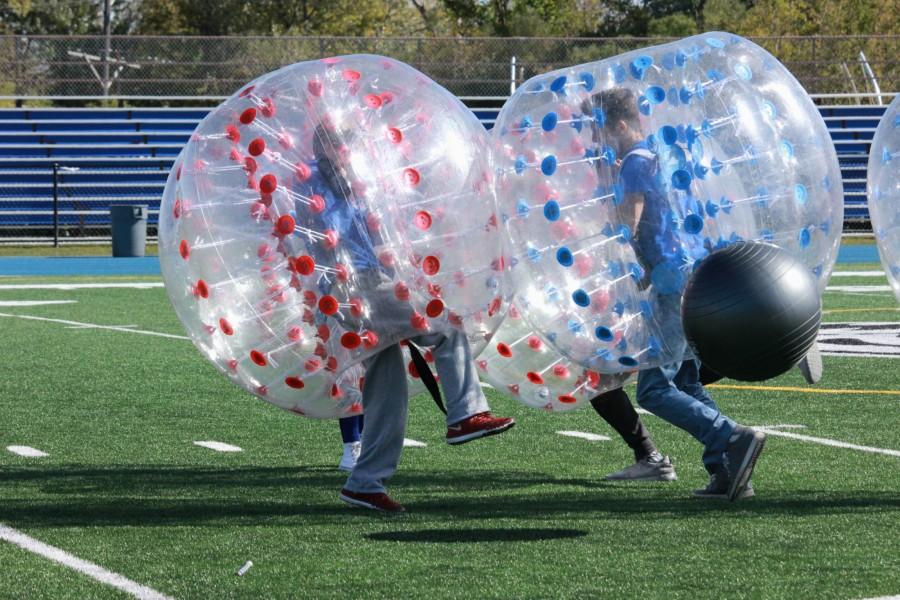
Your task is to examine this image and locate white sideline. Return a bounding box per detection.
[0,312,189,340]
[0,524,174,600]
[7,445,48,457]
[831,271,886,277]
[0,282,164,290]
[0,300,76,307]
[193,440,242,452]
[755,427,900,458]
[557,431,611,442]
[403,438,427,448]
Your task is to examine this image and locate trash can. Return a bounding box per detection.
[110,205,148,258]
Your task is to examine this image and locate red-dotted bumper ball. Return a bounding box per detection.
[493,33,842,375]
[477,304,631,411]
[159,55,503,418]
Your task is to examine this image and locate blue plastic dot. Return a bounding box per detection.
[613,301,625,316]
[514,156,527,175]
[617,224,633,243]
[526,246,541,262]
[556,247,574,267]
[541,112,558,132]
[693,162,708,180]
[661,52,676,70]
[541,155,557,176]
[705,200,720,217]
[593,107,606,128]
[630,55,653,80]
[760,100,777,119]
[616,338,628,352]
[594,348,612,361]
[572,118,583,133]
[601,146,617,165]
[794,184,808,204]
[618,356,639,367]
[529,82,545,93]
[629,262,645,281]
[733,63,752,81]
[637,95,651,116]
[679,86,693,105]
[550,76,567,94]
[646,86,666,105]
[710,158,724,175]
[779,140,794,159]
[660,125,678,146]
[486,276,499,290]
[595,326,614,342]
[671,169,693,191]
[639,300,653,317]
[610,63,626,83]
[612,184,625,205]
[545,285,560,302]
[706,37,725,48]
[684,214,704,235]
[667,86,680,106]
[798,228,811,248]
[572,289,590,307]
[516,199,531,218]
[882,149,892,165]
[707,68,725,82]
[760,228,774,242]
[567,319,583,334]
[519,115,533,129]
[547,332,558,343]
[543,200,561,222]
[675,49,688,67]
[580,72,595,91]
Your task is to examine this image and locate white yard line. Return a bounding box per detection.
[831,271,886,277]
[193,441,242,452]
[556,431,611,442]
[7,445,49,457]
[0,313,188,340]
[858,595,900,600]
[0,524,174,600]
[825,285,893,293]
[0,282,163,290]
[403,438,427,448]
[0,300,77,307]
[755,427,900,458]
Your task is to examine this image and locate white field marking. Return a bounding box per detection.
[0,282,163,290]
[858,595,900,600]
[0,524,174,600]
[830,270,886,277]
[65,323,137,330]
[754,424,807,430]
[825,285,893,293]
[755,427,900,458]
[403,438,427,448]
[557,431,611,442]
[636,408,651,415]
[0,300,76,307]
[7,445,48,457]
[193,441,242,452]
[0,313,188,340]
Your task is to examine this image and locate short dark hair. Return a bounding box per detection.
[581,87,639,128]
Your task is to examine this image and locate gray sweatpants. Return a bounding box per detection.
[343,326,489,494]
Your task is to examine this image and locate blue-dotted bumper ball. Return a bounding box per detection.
[867,94,900,304]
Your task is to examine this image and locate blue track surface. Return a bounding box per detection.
[0,245,882,277]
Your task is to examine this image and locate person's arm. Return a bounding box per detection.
[618,192,644,236]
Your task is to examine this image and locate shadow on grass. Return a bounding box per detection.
[366,528,587,543]
[1,464,899,528]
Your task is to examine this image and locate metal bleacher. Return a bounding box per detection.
[0,101,888,243]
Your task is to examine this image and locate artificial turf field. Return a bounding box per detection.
[0,263,898,599]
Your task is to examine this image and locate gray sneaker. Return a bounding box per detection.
[724,426,766,502]
[797,341,823,384]
[693,471,755,500]
[604,451,677,481]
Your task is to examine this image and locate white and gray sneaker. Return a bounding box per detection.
[693,472,755,500]
[604,451,677,481]
[338,441,361,472]
[797,341,823,384]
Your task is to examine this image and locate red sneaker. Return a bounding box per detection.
[446,411,515,445]
[339,488,406,513]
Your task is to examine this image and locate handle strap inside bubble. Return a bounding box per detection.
[406,341,447,415]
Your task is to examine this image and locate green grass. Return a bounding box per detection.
[0,277,898,599]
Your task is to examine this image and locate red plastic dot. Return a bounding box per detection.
[239,85,255,97]
[323,230,339,249]
[276,215,295,236]
[407,360,420,378]
[227,359,238,371]
[559,395,577,404]
[488,297,502,317]
[285,376,305,389]
[403,168,421,187]
[318,295,339,316]
[366,213,381,231]
[497,342,512,358]
[362,330,379,349]
[175,163,182,180]
[380,91,394,104]
[386,127,402,143]
[178,240,190,260]
[250,202,268,220]
[243,156,257,174]
[526,372,544,385]
[225,124,241,142]
[250,350,267,367]
[413,211,432,231]
[411,312,428,330]
[295,162,312,181]
[349,298,364,317]
[507,384,520,395]
[293,255,315,276]
[342,69,361,82]
[219,318,234,336]
[307,80,323,97]
[259,174,277,195]
[341,332,362,349]
[195,279,209,299]
[394,282,410,301]
[239,107,257,125]
[229,148,243,162]
[527,336,543,351]
[427,282,442,298]
[304,358,321,372]
[422,255,440,276]
[553,365,570,378]
[287,326,303,342]
[378,251,395,268]
[448,312,463,327]
[261,97,276,118]
[303,290,317,307]
[248,138,266,156]
[326,357,338,372]
[363,94,382,108]
[334,264,349,282]
[317,324,331,342]
[173,199,182,219]
[309,194,325,214]
[426,299,444,318]
[331,384,343,398]
[586,370,601,388]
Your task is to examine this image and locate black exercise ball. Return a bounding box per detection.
[682,241,822,382]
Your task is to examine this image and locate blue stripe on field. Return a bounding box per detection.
[0,256,161,276]
[0,244,881,277]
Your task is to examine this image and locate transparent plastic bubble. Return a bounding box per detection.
[477,303,632,412]
[159,55,505,418]
[867,94,900,303]
[493,33,842,374]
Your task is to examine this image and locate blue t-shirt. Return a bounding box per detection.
[618,141,680,271]
[295,166,382,276]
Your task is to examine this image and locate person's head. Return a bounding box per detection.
[581,87,642,155]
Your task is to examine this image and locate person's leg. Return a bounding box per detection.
[343,344,408,495]
[590,388,657,461]
[673,360,731,471]
[339,416,362,444]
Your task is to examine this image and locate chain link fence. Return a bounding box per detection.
[1,35,898,104]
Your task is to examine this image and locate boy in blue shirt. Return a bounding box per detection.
[583,87,765,501]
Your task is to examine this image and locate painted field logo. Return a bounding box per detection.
[818,322,900,358]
